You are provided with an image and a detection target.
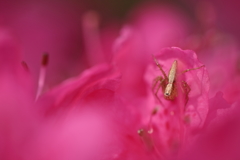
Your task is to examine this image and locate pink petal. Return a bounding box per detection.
[39,64,121,115]
[144,47,209,157]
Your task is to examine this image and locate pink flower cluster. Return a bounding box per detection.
[1,1,240,160]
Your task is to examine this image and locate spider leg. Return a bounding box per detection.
[181,81,191,107]
[152,55,168,79]
[152,76,161,93]
[152,76,165,104]
[180,65,205,74]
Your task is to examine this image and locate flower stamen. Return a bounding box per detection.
[148,107,159,133]
[21,61,29,72]
[36,53,49,100]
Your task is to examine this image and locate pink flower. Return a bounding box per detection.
[0,1,240,160]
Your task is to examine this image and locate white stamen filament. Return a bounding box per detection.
[35,54,48,100]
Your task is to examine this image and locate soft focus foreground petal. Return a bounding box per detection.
[24,108,115,160]
[0,77,36,159]
[0,29,34,95]
[0,30,37,159]
[25,105,159,160]
[144,47,209,158]
[36,63,159,159]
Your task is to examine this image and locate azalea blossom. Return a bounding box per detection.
[0,1,240,160]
